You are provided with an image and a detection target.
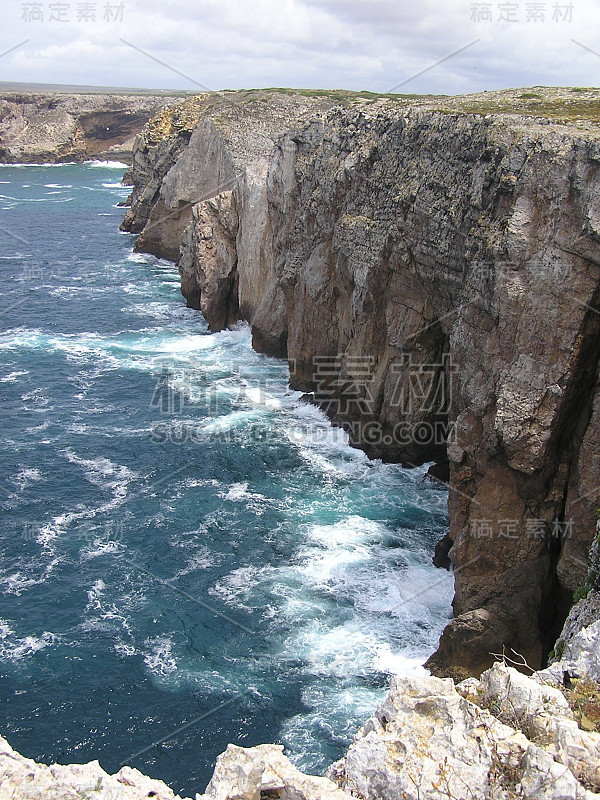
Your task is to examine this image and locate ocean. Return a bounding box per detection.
[0,161,452,796]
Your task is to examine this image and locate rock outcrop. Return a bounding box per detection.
[0,90,178,164]
[0,734,191,800]
[542,525,600,685]
[200,744,352,800]
[328,665,600,799]
[122,87,600,676]
[120,91,341,263]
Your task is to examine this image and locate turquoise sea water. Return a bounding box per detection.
[0,162,452,796]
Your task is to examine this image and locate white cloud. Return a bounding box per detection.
[0,0,599,92]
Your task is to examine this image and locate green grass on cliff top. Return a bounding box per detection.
[258,86,600,123]
[185,86,600,125]
[437,87,600,123]
[257,87,435,102]
[277,85,600,124]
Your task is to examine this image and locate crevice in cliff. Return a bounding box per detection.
[535,273,600,662]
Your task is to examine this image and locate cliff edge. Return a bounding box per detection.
[121,86,600,678]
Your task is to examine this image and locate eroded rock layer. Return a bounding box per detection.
[0,91,178,164]
[122,88,600,676]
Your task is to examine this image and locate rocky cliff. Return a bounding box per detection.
[121,87,600,678]
[0,90,179,164]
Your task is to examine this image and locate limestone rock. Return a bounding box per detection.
[0,91,176,164]
[477,662,600,791]
[329,666,598,799]
[0,734,190,800]
[543,527,600,684]
[123,86,600,676]
[543,591,600,684]
[121,90,337,268]
[4,662,600,800]
[200,743,352,800]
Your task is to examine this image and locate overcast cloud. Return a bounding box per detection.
[2,0,600,93]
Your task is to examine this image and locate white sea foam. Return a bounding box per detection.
[126,252,154,264]
[86,579,106,607]
[202,409,264,435]
[37,453,136,548]
[0,571,43,596]
[243,384,281,410]
[3,467,45,509]
[0,369,28,383]
[222,483,266,503]
[114,640,137,657]
[20,388,51,411]
[210,564,277,612]
[82,580,134,642]
[143,636,178,677]
[0,162,77,168]
[84,160,128,169]
[80,538,124,561]
[0,194,48,203]
[0,619,60,662]
[173,546,217,576]
[210,494,452,767]
[159,334,217,353]
[63,450,137,494]
[25,419,52,434]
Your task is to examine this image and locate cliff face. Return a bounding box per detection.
[122,88,600,676]
[0,91,179,164]
[120,92,340,262]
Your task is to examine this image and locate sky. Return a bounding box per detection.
[2,0,600,94]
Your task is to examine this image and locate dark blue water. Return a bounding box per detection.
[0,162,452,797]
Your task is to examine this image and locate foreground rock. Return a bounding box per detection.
[541,532,600,684]
[199,597,600,800]
[122,86,600,675]
[199,744,351,800]
[0,91,178,164]
[3,665,598,799]
[0,735,191,799]
[329,665,599,799]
